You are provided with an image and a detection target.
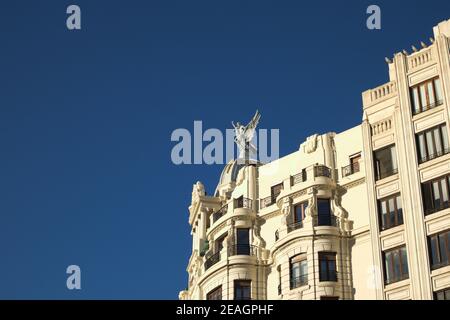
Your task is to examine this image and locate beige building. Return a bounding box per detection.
[179,19,450,300]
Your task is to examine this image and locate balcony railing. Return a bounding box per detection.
[419,148,450,164]
[212,204,228,223]
[291,170,307,186]
[314,215,338,227]
[290,274,308,289]
[412,99,443,116]
[314,165,331,178]
[375,167,398,181]
[287,220,304,233]
[235,197,253,210]
[228,244,257,257]
[260,195,276,209]
[204,251,221,271]
[342,162,360,178]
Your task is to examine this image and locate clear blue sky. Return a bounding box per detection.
[0,0,449,299]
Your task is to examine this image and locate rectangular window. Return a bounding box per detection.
[378,194,403,231]
[342,153,361,177]
[421,174,450,215]
[428,230,450,270]
[294,202,308,223]
[235,228,250,255]
[410,77,443,115]
[290,254,308,289]
[383,246,409,285]
[319,252,337,282]
[207,285,222,300]
[234,280,251,300]
[434,288,450,300]
[271,183,284,204]
[317,199,332,226]
[416,123,450,163]
[374,145,398,181]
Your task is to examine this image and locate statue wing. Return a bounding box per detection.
[244,110,261,140]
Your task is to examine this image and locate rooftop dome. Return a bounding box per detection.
[214,159,246,197]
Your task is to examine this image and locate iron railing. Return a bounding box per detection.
[212,204,228,223]
[290,274,308,288]
[314,165,331,178]
[228,244,257,257]
[287,220,304,233]
[291,170,307,186]
[204,251,221,271]
[419,148,450,164]
[235,197,253,210]
[260,195,276,209]
[342,162,360,177]
[412,99,443,116]
[314,215,338,227]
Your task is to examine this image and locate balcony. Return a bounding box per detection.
[290,274,308,289]
[419,147,450,164]
[314,165,331,178]
[235,197,253,210]
[314,215,338,227]
[342,162,360,178]
[287,220,304,233]
[291,170,307,186]
[204,251,220,271]
[260,195,276,209]
[228,244,257,257]
[212,204,228,223]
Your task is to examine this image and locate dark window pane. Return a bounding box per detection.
[317,199,331,226]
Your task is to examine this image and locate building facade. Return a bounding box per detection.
[179,19,450,300]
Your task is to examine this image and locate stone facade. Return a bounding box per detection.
[179,18,450,300]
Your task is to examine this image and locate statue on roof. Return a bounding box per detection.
[232,110,261,162]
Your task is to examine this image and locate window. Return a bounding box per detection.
[235,196,244,208]
[374,145,398,181]
[234,280,251,300]
[207,286,222,300]
[422,174,450,215]
[383,246,409,285]
[288,202,308,232]
[317,199,333,226]
[410,77,443,115]
[277,266,282,295]
[343,153,361,177]
[271,183,284,203]
[235,228,250,255]
[290,254,308,289]
[378,194,403,230]
[416,124,449,163]
[319,252,337,282]
[434,288,450,300]
[428,230,450,270]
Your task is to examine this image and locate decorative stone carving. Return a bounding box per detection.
[302,134,319,154]
[305,188,317,217]
[191,181,205,206]
[252,217,266,248]
[332,185,348,219]
[281,197,292,225]
[225,218,235,248]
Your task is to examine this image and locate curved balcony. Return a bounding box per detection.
[228,244,257,257]
[204,251,220,271]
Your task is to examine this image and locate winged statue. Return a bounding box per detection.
[232,110,261,161]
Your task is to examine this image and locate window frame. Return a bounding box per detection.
[373,144,398,181]
[289,253,308,289]
[383,245,409,285]
[206,285,222,300]
[234,280,251,300]
[318,251,337,282]
[421,174,450,215]
[410,77,443,115]
[271,183,284,203]
[428,230,450,270]
[378,193,403,231]
[415,123,450,164]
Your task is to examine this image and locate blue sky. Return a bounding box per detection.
[1,0,449,299]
